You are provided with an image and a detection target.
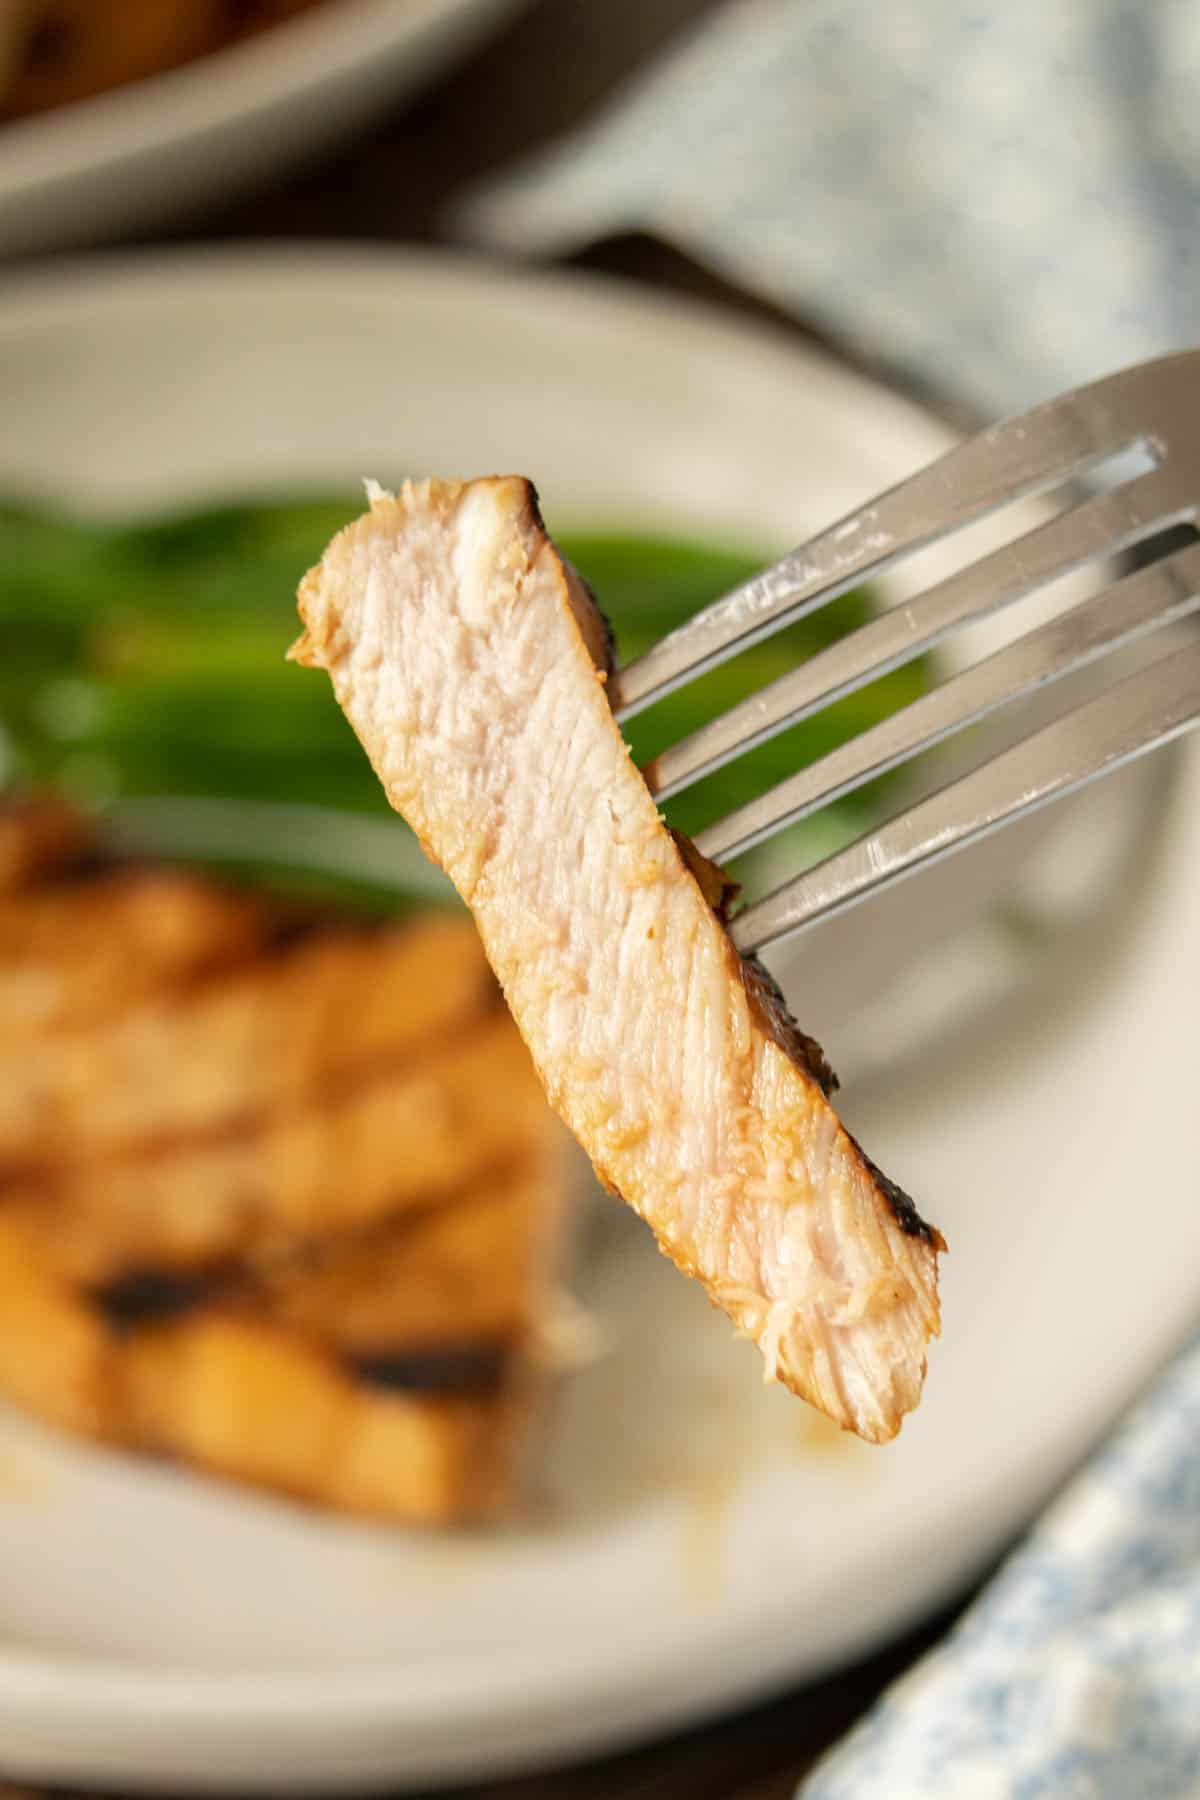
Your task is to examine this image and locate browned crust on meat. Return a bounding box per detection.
[669,828,740,919]
[736,950,840,1099]
[521,479,618,679]
[843,1136,946,1252]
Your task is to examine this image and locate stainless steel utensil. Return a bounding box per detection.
[614,352,1200,952]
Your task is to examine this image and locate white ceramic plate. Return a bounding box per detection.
[0,0,525,257]
[0,248,1196,1792]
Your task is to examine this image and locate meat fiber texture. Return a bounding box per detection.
[293,477,943,1442]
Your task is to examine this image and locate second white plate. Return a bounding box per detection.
[0,0,525,256]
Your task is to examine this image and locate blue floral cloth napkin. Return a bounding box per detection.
[456,0,1200,420]
[805,1335,1200,1798]
[454,3,1200,1789]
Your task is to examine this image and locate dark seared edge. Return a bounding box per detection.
[736,951,840,1099]
[96,1266,219,1331]
[350,1342,509,1396]
[845,1135,946,1250]
[563,558,619,677]
[670,829,741,921]
[523,477,619,679]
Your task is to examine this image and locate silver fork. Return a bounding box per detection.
[612,351,1200,955]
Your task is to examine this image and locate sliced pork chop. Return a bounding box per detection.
[292,477,943,1441]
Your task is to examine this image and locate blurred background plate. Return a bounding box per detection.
[0,246,1196,1792]
[0,0,527,257]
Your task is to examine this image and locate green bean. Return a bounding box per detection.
[0,495,932,905]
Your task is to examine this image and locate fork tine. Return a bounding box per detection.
[697,541,1200,862]
[613,351,1200,719]
[730,638,1200,955]
[646,464,1192,801]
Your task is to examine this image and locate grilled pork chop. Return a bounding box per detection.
[0,813,570,1521]
[293,477,944,1441]
[0,1166,557,1522]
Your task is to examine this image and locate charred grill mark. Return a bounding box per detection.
[350,1343,508,1396]
[97,1274,515,1394]
[95,1265,218,1331]
[96,1273,516,1395]
[26,847,111,886]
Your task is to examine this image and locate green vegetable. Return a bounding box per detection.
[0,495,929,909]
